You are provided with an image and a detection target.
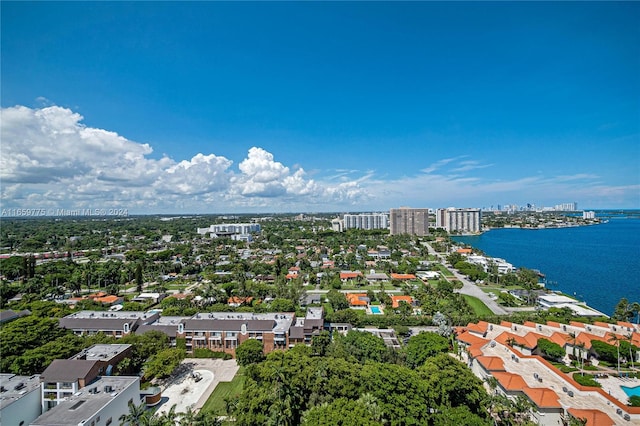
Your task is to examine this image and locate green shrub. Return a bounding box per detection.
[573,374,601,387]
[193,348,232,359]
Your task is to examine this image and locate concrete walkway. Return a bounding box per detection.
[155,359,239,415]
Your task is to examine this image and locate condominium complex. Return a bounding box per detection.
[389,207,430,236]
[554,202,577,211]
[343,213,389,230]
[435,208,482,234]
[196,223,261,235]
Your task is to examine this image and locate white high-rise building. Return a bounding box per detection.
[436,208,482,234]
[554,202,577,211]
[197,223,261,235]
[343,213,389,230]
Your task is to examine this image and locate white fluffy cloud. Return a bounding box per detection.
[0,104,368,212]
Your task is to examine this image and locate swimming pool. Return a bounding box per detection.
[370,306,382,315]
[621,385,640,398]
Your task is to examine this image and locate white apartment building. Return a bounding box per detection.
[196,223,261,235]
[0,373,42,426]
[343,213,389,230]
[582,210,595,219]
[435,208,482,234]
[554,202,577,211]
[32,376,141,426]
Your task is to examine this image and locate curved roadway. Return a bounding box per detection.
[423,242,508,316]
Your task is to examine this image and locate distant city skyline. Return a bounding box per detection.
[1,2,638,214]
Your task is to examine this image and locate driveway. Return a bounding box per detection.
[155,358,239,415]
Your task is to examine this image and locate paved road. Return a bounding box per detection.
[423,242,508,316]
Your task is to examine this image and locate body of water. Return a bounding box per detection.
[453,216,640,317]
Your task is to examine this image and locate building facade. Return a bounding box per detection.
[435,208,482,234]
[196,223,261,235]
[389,208,430,236]
[32,376,141,426]
[343,213,389,230]
[178,312,296,356]
[0,373,42,426]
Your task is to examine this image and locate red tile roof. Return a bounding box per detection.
[476,356,505,372]
[340,271,362,279]
[389,273,416,280]
[522,387,561,408]
[567,409,615,426]
[346,293,368,307]
[493,372,528,391]
[390,295,413,308]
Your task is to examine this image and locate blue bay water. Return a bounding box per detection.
[453,218,640,317]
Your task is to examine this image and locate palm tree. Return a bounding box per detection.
[632,302,640,325]
[178,406,198,426]
[624,332,636,370]
[607,333,622,376]
[566,332,578,361]
[576,342,587,375]
[119,401,149,425]
[156,404,178,426]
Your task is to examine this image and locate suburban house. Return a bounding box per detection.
[346,293,369,308]
[340,271,363,282]
[390,295,415,309]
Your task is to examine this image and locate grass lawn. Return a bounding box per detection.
[463,295,493,316]
[435,264,454,277]
[200,367,246,415]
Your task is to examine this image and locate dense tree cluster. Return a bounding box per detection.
[229,339,490,426]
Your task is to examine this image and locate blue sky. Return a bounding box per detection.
[2,2,639,214]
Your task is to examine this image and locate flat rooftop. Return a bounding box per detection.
[305,307,324,320]
[63,310,153,320]
[0,373,41,410]
[31,376,139,426]
[190,312,294,333]
[71,344,132,361]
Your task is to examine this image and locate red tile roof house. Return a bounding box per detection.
[346,293,369,308]
[286,266,301,280]
[389,273,417,281]
[227,296,254,307]
[339,271,363,282]
[390,295,414,309]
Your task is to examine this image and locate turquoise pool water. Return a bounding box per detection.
[370,306,382,315]
[621,385,640,398]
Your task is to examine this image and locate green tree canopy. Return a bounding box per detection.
[404,332,450,369]
[236,339,265,366]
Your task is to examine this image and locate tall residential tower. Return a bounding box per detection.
[436,208,482,234]
[389,207,430,236]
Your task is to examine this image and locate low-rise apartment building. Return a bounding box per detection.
[178,312,296,356]
[59,310,161,338]
[0,373,42,426]
[31,376,141,426]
